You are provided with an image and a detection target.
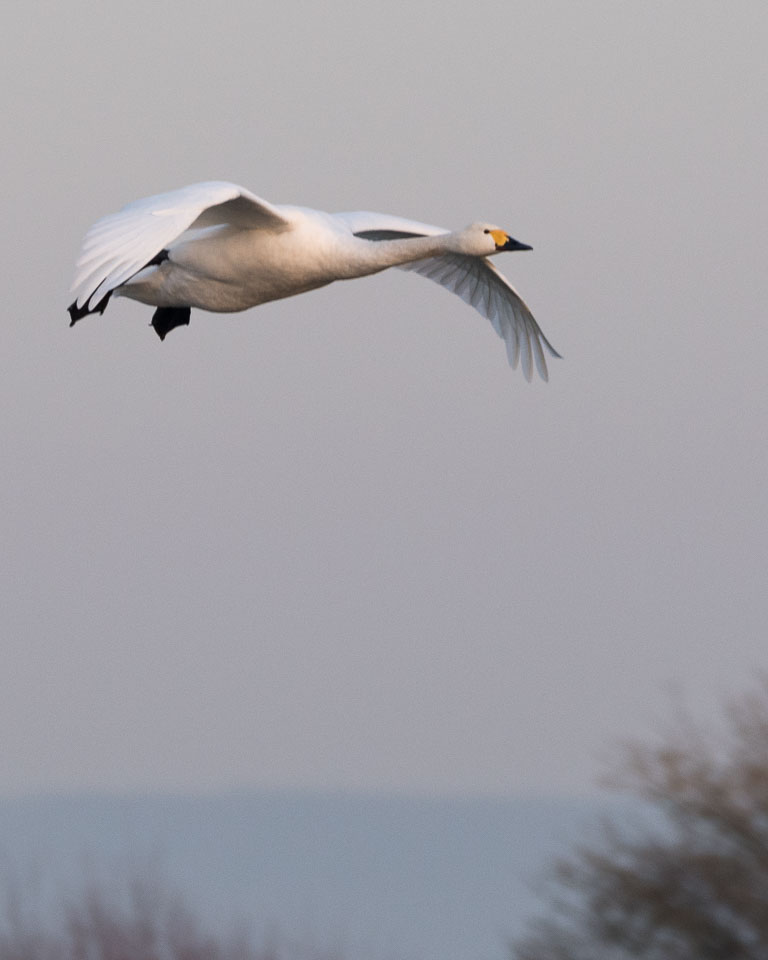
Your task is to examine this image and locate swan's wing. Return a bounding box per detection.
[70,181,289,314]
[334,212,559,381]
[334,210,448,238]
[400,254,560,381]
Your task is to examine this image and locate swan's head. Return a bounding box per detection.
[459,223,533,256]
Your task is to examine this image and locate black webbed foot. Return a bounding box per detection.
[151,306,191,341]
[68,249,170,328]
[68,292,112,326]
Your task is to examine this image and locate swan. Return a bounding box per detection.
[68,181,559,380]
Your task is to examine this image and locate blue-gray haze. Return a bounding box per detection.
[0,791,615,960]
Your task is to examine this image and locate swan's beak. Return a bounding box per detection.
[498,235,532,252]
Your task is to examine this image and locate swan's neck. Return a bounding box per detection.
[342,233,456,278]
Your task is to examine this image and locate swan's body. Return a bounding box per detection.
[69,181,559,380]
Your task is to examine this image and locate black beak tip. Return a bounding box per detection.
[502,237,532,252]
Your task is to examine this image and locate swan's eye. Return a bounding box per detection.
[483,229,490,234]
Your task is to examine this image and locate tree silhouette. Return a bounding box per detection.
[512,682,768,960]
[0,876,279,960]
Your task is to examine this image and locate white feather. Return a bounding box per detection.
[68,184,559,380]
[70,181,288,311]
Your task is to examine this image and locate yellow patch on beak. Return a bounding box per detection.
[489,229,509,248]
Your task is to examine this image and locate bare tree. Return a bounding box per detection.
[0,875,283,960]
[511,682,768,960]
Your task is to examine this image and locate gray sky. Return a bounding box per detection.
[1,0,766,797]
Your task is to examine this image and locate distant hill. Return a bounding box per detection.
[0,790,612,960]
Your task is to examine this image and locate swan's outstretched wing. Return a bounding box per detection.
[334,210,448,239]
[69,181,289,317]
[334,211,559,381]
[400,253,560,381]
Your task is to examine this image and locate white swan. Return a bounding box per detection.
[68,181,559,380]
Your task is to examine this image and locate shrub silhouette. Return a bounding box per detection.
[0,875,282,960]
[512,682,768,960]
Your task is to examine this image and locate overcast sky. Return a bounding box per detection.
[1,1,766,798]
